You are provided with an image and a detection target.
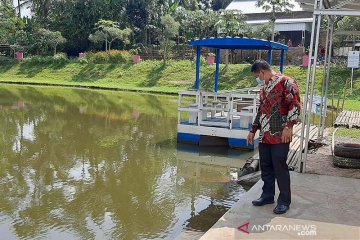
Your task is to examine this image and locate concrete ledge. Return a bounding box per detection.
[201,172,360,240]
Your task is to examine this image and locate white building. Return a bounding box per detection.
[226,0,313,47]
[12,0,32,18]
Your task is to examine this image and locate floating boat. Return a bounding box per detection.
[177,38,289,149]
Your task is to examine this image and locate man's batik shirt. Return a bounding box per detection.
[250,74,301,144]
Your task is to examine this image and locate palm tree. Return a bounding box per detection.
[256,0,294,41]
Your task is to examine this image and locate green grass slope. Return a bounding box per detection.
[0,59,359,110]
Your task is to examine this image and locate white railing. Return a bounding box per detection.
[178,89,260,130]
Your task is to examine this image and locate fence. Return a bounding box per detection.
[138,45,305,65]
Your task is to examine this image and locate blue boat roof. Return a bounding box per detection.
[189,37,288,51]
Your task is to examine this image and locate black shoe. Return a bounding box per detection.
[273,204,290,214]
[252,197,274,206]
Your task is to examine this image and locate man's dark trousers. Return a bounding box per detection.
[258,143,291,206]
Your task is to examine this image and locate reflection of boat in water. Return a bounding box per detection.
[175,145,251,234]
[176,144,255,183]
[177,144,253,168]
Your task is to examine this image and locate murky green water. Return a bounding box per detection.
[0,85,253,240]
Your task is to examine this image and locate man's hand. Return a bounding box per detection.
[247,132,255,145]
[282,126,293,143]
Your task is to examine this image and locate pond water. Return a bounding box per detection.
[0,85,255,240]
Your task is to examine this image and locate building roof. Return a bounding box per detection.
[226,0,306,14]
[294,0,360,12]
[247,18,313,25]
[247,18,313,31]
[225,0,313,31]
[189,37,288,50]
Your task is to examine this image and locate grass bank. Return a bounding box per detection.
[337,128,360,140]
[0,59,359,110]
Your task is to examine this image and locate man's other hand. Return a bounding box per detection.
[247,132,255,145]
[281,127,293,143]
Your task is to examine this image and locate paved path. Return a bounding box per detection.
[201,172,360,240]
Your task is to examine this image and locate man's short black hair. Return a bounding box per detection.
[251,60,271,73]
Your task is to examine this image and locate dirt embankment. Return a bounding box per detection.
[306,128,360,179]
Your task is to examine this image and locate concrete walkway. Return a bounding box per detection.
[200,172,360,240]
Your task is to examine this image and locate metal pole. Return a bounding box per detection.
[350,68,354,92]
[280,49,285,73]
[298,0,319,173]
[196,47,201,90]
[317,18,331,140]
[215,48,221,93]
[267,50,272,65]
[302,30,305,47]
[320,22,334,136]
[303,0,323,173]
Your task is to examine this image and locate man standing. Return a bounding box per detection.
[247,60,301,214]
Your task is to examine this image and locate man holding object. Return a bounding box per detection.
[247,60,301,214]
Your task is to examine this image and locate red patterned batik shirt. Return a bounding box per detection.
[250,74,301,144]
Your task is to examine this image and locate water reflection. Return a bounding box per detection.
[175,145,253,233]
[0,85,252,240]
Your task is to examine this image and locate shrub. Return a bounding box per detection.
[22,53,69,65]
[77,58,89,64]
[52,53,69,64]
[129,48,140,55]
[24,55,53,64]
[85,50,131,64]
[85,51,109,63]
[108,50,131,64]
[192,55,207,66]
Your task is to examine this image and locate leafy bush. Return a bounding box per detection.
[23,53,69,65]
[52,53,69,64]
[108,50,131,63]
[85,51,109,63]
[129,48,140,55]
[85,50,131,64]
[77,57,89,64]
[24,55,53,64]
[192,55,207,66]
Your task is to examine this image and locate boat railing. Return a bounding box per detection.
[178,90,259,129]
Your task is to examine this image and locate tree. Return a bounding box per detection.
[126,1,149,44]
[256,0,294,41]
[176,0,199,10]
[33,28,66,55]
[334,16,360,48]
[0,2,16,43]
[50,31,66,54]
[105,26,132,50]
[0,0,13,5]
[174,7,220,42]
[16,0,21,17]
[215,10,247,37]
[247,22,275,40]
[29,0,53,24]
[246,23,277,59]
[12,0,32,18]
[89,19,132,51]
[0,2,26,46]
[159,14,180,62]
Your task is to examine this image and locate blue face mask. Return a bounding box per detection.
[256,77,265,85]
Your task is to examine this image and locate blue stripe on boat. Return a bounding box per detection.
[177,133,200,143]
